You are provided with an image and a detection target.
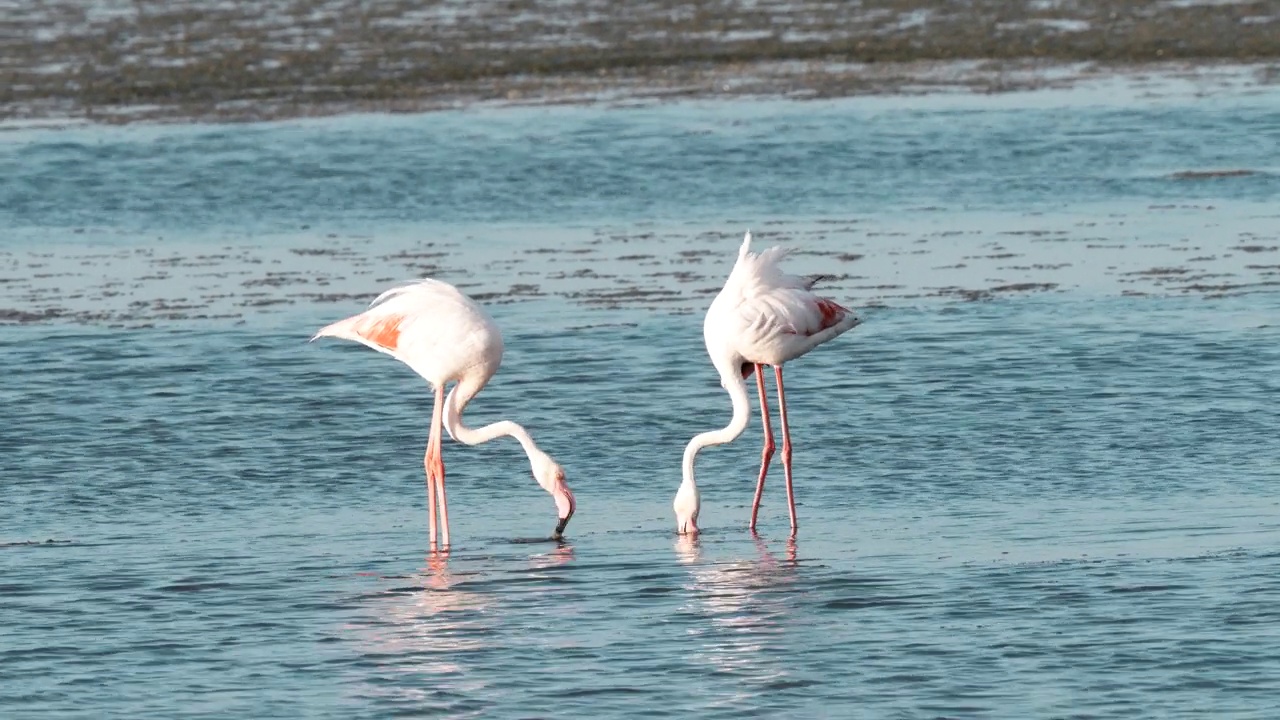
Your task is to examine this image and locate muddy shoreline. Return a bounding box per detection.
[4,208,1278,327]
[3,0,1278,126]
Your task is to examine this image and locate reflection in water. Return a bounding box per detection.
[344,545,578,710]
[674,534,801,696]
[344,550,493,706]
[673,534,701,565]
[528,542,575,569]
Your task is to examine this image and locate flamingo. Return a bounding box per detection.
[312,279,576,547]
[675,231,861,536]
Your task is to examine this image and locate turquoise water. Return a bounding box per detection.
[3,82,1280,718]
[4,87,1280,236]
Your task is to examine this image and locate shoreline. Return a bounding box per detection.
[3,0,1278,127]
[4,60,1278,129]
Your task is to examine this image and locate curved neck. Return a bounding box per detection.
[443,378,541,462]
[681,367,752,490]
[442,377,574,528]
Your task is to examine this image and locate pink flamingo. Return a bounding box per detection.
[675,232,861,535]
[313,279,576,547]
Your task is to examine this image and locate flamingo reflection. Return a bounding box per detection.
[529,542,575,570]
[342,548,492,707]
[345,544,577,700]
[674,534,800,684]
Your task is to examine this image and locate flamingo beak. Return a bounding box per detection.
[553,515,571,540]
[551,490,575,540]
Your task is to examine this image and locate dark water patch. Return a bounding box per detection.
[0,583,40,595]
[0,308,66,323]
[990,282,1058,293]
[1106,584,1191,594]
[84,576,149,593]
[0,539,74,548]
[562,686,651,697]
[155,581,237,593]
[1170,169,1259,180]
[823,596,916,610]
[631,585,676,596]
[1125,266,1191,276]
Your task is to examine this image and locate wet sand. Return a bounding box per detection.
[3,0,1278,125]
[4,203,1277,328]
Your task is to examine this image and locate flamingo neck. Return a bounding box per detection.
[443,377,540,460]
[442,377,574,503]
[681,365,752,490]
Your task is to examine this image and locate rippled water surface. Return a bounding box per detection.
[3,81,1280,718]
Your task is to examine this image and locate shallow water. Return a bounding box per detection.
[4,83,1280,234]
[3,84,1280,718]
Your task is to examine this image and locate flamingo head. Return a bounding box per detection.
[532,453,575,540]
[673,481,700,535]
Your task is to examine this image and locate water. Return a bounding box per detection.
[3,78,1280,718]
[4,78,1280,236]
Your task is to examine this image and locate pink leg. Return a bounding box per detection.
[424,385,447,547]
[435,451,449,547]
[774,365,798,535]
[424,446,437,547]
[429,385,450,547]
[749,364,775,531]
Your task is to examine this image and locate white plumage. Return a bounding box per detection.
[313,279,502,389]
[705,233,861,371]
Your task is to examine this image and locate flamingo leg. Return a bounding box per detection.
[424,385,447,547]
[434,451,449,547]
[749,363,775,531]
[424,445,438,547]
[428,385,450,547]
[774,365,798,535]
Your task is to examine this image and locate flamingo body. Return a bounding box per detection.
[313,279,575,546]
[677,232,860,534]
[316,279,502,389]
[705,239,859,371]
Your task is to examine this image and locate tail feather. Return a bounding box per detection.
[738,230,790,262]
[312,282,416,345]
[729,229,803,293]
[311,313,407,363]
[310,315,361,343]
[803,273,836,290]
